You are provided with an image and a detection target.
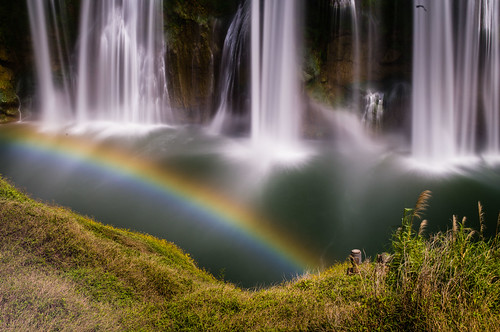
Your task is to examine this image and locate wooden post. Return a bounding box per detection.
[347,249,362,275]
[350,249,362,265]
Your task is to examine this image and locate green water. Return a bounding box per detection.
[1,123,499,287]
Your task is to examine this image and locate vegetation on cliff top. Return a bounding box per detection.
[0,177,499,331]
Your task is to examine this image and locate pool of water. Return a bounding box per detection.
[1,122,499,287]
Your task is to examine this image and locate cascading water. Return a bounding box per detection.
[412,0,500,163]
[210,4,249,134]
[482,0,500,155]
[27,0,72,124]
[362,91,384,133]
[412,0,455,163]
[76,0,169,124]
[27,0,170,125]
[454,1,481,156]
[251,0,302,148]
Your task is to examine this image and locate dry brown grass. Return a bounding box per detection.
[0,246,122,331]
[0,198,213,299]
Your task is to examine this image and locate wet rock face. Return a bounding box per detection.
[166,19,217,124]
[0,64,20,123]
[0,1,31,123]
[0,47,20,123]
[303,0,413,134]
[0,19,19,122]
[305,1,412,83]
[164,0,241,124]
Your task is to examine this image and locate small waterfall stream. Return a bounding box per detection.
[210,4,249,134]
[362,91,384,133]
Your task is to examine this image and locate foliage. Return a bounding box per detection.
[164,0,240,45]
[0,178,498,331]
[387,191,500,330]
[0,177,29,202]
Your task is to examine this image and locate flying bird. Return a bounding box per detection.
[416,5,427,12]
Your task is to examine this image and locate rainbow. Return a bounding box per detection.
[0,124,320,273]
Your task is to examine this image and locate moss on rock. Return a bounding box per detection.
[0,2,30,124]
[0,64,20,123]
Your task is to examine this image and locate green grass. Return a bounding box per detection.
[0,177,499,331]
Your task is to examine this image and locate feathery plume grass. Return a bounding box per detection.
[452,215,458,242]
[413,190,432,221]
[478,201,485,239]
[418,219,428,236]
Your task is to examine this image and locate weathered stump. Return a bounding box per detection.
[347,249,362,275]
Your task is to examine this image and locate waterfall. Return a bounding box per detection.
[210,4,249,134]
[412,0,500,163]
[482,0,500,155]
[362,91,384,133]
[27,0,170,125]
[412,0,455,163]
[76,0,169,124]
[27,0,72,124]
[251,0,302,147]
[455,0,481,156]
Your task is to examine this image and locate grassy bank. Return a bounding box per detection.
[0,178,498,331]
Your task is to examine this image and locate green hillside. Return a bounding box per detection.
[0,177,498,331]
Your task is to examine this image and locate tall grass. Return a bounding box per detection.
[386,191,500,330]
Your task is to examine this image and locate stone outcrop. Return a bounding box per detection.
[164,0,240,124]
